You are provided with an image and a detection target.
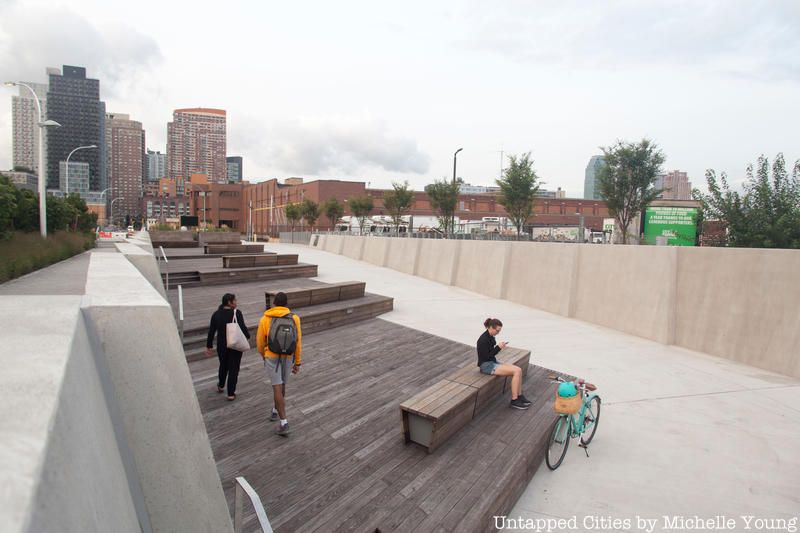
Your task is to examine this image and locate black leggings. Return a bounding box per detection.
[218,349,243,395]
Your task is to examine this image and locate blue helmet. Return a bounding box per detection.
[558,381,577,397]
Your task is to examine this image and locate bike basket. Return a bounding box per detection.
[554,393,581,414]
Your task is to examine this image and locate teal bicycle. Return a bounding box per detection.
[545,375,601,470]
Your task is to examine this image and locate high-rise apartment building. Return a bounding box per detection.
[226,156,243,182]
[655,170,692,200]
[147,149,167,182]
[167,108,227,184]
[11,82,48,173]
[105,113,145,223]
[584,155,605,200]
[45,65,106,191]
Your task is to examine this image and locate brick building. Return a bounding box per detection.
[241,178,610,237]
[167,108,227,184]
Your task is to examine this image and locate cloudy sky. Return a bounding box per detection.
[1,0,799,194]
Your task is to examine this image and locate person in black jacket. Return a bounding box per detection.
[477,317,531,410]
[206,293,250,400]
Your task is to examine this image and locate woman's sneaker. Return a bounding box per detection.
[510,398,530,410]
[276,422,290,436]
[270,409,278,422]
[518,394,533,406]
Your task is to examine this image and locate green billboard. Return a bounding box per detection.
[643,206,698,246]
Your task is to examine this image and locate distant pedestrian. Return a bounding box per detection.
[206,293,250,401]
[477,318,531,410]
[257,292,302,436]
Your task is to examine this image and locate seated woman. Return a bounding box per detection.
[477,318,532,410]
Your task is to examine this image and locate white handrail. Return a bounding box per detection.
[160,246,169,290]
[178,285,184,341]
[234,476,273,533]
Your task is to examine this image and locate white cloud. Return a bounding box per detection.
[230,116,430,179]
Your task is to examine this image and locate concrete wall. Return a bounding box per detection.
[317,236,800,377]
[675,247,800,377]
[386,237,421,275]
[504,243,576,316]
[362,236,390,267]
[418,239,461,286]
[572,245,676,344]
[2,246,234,532]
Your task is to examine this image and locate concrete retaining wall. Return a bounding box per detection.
[362,237,390,267]
[675,247,800,377]
[504,243,576,316]
[386,238,421,275]
[316,236,800,377]
[2,245,233,532]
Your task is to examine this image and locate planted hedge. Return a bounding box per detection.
[0,231,96,283]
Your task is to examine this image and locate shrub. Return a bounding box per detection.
[0,231,96,283]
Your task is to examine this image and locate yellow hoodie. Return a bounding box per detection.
[256,306,302,365]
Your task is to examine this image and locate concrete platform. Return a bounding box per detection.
[259,240,800,529]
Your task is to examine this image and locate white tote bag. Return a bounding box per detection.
[226,310,250,352]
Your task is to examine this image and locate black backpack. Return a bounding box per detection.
[268,313,297,355]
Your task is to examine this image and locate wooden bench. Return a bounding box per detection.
[221,253,282,268]
[205,244,265,255]
[400,348,531,453]
[265,281,366,309]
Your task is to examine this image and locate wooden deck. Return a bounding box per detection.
[190,319,564,533]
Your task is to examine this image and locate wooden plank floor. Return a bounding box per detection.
[190,319,566,533]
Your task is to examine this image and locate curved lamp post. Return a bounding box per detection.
[110,197,124,227]
[4,81,61,237]
[65,144,98,195]
[100,187,115,227]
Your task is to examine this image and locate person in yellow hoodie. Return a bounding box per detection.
[256,292,302,436]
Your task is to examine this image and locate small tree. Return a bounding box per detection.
[496,153,540,239]
[348,196,374,235]
[598,139,665,244]
[301,199,320,231]
[699,153,800,248]
[424,178,460,236]
[383,181,414,234]
[323,197,345,230]
[284,202,302,233]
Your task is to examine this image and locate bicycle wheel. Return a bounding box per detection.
[545,415,571,470]
[580,396,601,446]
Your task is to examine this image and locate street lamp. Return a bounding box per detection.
[4,81,61,238]
[99,187,116,227]
[452,148,463,185]
[65,144,98,195]
[110,197,124,227]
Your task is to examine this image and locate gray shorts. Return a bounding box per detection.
[264,356,293,386]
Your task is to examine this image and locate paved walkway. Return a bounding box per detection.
[261,241,800,531]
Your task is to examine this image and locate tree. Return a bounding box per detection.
[0,175,17,238]
[698,154,800,248]
[13,188,38,232]
[348,196,374,235]
[424,178,460,236]
[284,202,302,232]
[301,199,320,231]
[382,181,414,234]
[323,197,345,230]
[597,139,665,244]
[496,153,540,239]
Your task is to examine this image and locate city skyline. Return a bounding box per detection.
[1,1,799,195]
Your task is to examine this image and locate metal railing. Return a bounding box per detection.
[177,285,184,342]
[234,476,274,533]
[159,246,169,290]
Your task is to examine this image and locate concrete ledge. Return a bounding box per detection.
[1,248,234,532]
